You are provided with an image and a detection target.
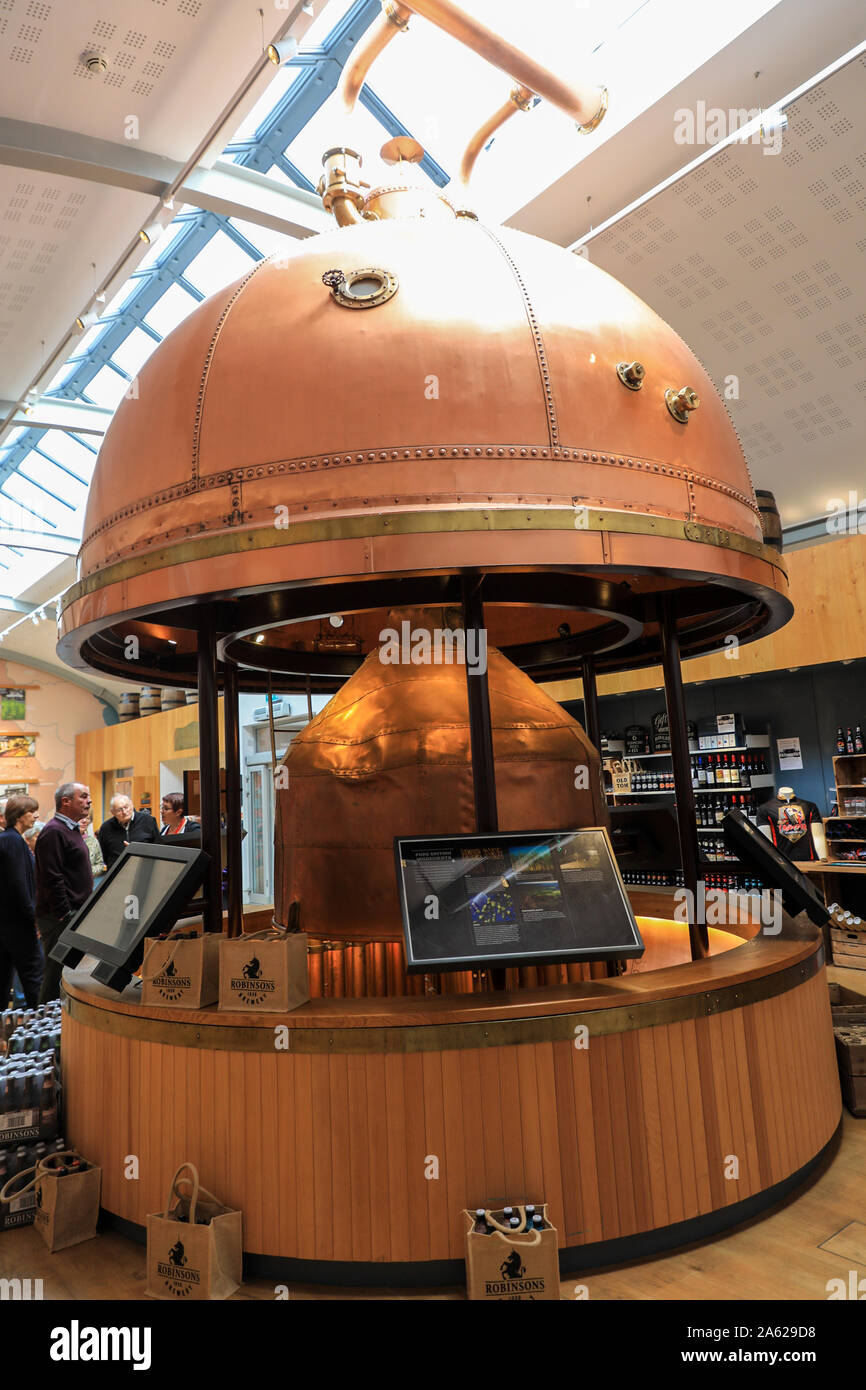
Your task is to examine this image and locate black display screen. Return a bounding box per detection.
[50,842,208,989]
[395,828,644,972]
[722,809,829,925]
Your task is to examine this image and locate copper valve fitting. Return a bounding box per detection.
[318,146,366,223]
[665,386,700,423]
[616,360,645,391]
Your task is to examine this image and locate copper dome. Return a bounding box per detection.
[58,214,789,687]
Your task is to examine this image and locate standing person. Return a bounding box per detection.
[159,792,199,838]
[23,820,44,854]
[97,793,160,869]
[0,794,42,1007]
[34,782,93,1003]
[79,810,106,883]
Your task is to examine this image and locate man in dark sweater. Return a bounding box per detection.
[0,793,42,1007]
[35,782,94,1002]
[97,794,160,869]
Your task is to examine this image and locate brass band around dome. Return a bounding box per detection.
[52,0,842,1293]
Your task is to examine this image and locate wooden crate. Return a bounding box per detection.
[830,927,866,972]
[834,1024,866,1117]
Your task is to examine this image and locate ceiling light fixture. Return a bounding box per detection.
[254,633,265,644]
[267,36,298,66]
[328,615,344,628]
[302,2,314,14]
[81,50,109,75]
[75,310,99,331]
[139,221,165,246]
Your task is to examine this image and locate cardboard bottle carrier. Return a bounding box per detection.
[464,1204,560,1300]
[218,927,309,1013]
[1,1149,100,1249]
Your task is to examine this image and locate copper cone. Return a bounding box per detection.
[275,608,607,941]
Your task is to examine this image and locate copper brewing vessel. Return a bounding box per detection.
[275,611,607,941]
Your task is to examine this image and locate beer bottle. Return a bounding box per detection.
[509,1216,521,1230]
[473,1208,491,1234]
[502,1206,514,1221]
[855,726,864,754]
[836,728,846,754]
[706,756,715,787]
[846,728,855,754]
[531,1214,545,1231]
[524,1204,536,1231]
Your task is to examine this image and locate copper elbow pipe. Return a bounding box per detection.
[400,0,607,128]
[459,83,532,188]
[337,2,411,115]
[331,193,364,226]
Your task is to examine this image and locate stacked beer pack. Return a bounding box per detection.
[464,1202,560,1300]
[0,1003,61,1231]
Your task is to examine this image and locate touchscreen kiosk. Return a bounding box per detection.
[722,809,830,925]
[395,827,643,973]
[50,842,208,991]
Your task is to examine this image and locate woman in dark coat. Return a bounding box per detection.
[0,793,42,1007]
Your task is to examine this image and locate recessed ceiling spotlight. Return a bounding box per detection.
[167,638,177,646]
[328,614,344,628]
[81,50,109,75]
[267,36,298,66]
[139,221,165,246]
[254,633,265,644]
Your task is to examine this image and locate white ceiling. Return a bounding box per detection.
[560,53,866,528]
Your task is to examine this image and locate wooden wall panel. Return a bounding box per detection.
[76,699,225,823]
[543,534,866,703]
[63,968,841,1270]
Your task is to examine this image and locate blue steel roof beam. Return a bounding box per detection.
[233,0,381,177]
[7,468,76,512]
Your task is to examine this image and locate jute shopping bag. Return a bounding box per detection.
[141,932,221,1008]
[218,928,309,1012]
[33,1150,101,1251]
[0,1165,37,1231]
[464,1204,561,1300]
[146,1162,242,1301]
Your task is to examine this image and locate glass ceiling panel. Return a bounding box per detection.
[81,365,131,411]
[143,282,200,338]
[0,549,65,598]
[182,231,257,298]
[110,326,160,379]
[38,432,96,482]
[228,65,303,146]
[283,96,397,188]
[301,0,357,50]
[3,474,71,530]
[19,453,86,507]
[229,217,296,260]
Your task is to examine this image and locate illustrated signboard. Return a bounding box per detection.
[0,688,26,720]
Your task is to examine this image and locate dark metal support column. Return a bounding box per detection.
[460,573,498,834]
[223,658,243,939]
[460,573,504,989]
[657,594,709,960]
[581,655,601,751]
[197,611,223,933]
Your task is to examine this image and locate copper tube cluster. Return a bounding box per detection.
[304,936,596,998]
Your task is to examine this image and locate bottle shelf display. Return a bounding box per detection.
[826,750,866,862]
[604,732,773,886]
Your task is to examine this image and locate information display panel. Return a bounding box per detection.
[395,827,644,973]
[50,842,208,991]
[722,808,829,925]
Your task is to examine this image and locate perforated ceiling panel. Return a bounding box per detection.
[586,54,866,528]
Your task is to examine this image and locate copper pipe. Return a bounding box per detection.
[369,942,387,997]
[401,0,607,128]
[328,940,346,998]
[307,940,324,998]
[459,84,531,188]
[348,943,366,997]
[337,4,410,115]
[330,194,364,228]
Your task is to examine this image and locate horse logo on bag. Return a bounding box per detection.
[501,1249,525,1280]
[243,956,262,980]
[168,1240,187,1268]
[157,1238,201,1297]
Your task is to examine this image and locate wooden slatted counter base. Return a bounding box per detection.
[61,914,841,1285]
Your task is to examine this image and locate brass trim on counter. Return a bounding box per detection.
[63,505,787,612]
[62,943,823,1055]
